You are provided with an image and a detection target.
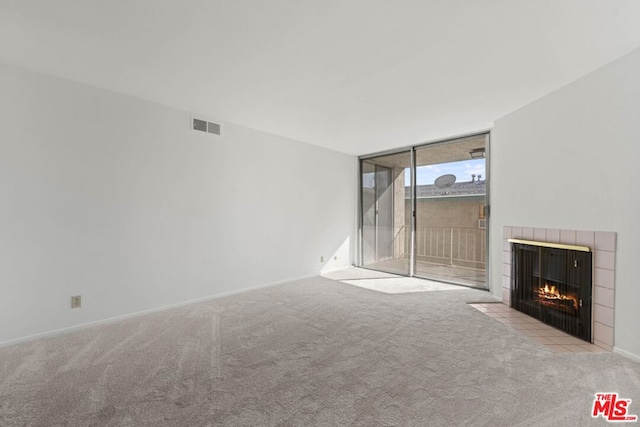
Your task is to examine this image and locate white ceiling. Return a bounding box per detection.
[1,1,640,156]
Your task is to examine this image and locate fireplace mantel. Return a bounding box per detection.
[507,238,590,252]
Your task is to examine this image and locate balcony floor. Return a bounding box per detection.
[361,258,486,289]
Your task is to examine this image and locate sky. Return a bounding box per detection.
[405,159,485,186]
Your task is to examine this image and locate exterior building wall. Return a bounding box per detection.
[393,168,406,257]
[406,197,485,229]
[404,196,486,269]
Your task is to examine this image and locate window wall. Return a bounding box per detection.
[359,133,489,288]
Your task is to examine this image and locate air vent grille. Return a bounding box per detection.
[192,117,221,136]
[193,118,207,132]
[207,122,221,135]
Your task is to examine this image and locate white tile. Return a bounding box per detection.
[534,228,546,242]
[502,263,511,277]
[503,226,512,239]
[502,251,511,264]
[594,286,614,308]
[503,239,511,252]
[595,231,616,251]
[560,229,576,245]
[594,339,613,352]
[523,227,534,239]
[533,336,555,345]
[512,227,522,239]
[547,336,588,346]
[594,268,615,289]
[562,344,593,353]
[502,275,511,289]
[579,344,608,353]
[547,344,573,353]
[594,250,615,271]
[593,322,614,347]
[546,229,560,243]
[593,304,614,327]
[576,230,595,248]
[502,288,511,304]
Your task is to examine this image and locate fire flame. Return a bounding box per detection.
[543,283,560,298]
[538,283,578,310]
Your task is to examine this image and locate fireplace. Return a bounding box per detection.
[503,227,616,350]
[510,240,592,342]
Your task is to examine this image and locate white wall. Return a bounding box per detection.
[0,62,356,344]
[490,47,640,359]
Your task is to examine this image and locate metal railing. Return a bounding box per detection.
[406,226,486,269]
[363,225,485,270]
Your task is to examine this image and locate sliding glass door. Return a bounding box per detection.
[360,151,411,276]
[413,135,487,287]
[359,133,489,288]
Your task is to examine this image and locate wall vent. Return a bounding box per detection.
[207,122,221,135]
[192,116,222,136]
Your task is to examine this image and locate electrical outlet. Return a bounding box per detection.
[320,256,324,263]
[71,295,81,309]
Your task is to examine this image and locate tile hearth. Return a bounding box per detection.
[469,303,609,354]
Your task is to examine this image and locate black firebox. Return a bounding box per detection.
[511,242,592,342]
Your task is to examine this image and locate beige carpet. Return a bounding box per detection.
[1,274,639,426]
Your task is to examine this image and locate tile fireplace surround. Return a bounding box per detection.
[502,226,616,351]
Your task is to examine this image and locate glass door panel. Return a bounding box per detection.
[413,135,488,288]
[361,161,376,265]
[360,151,411,276]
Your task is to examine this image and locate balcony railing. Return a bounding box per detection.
[363,225,486,271]
[406,226,486,270]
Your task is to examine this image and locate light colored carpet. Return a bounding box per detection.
[1,274,639,426]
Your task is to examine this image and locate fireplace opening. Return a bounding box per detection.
[537,282,578,314]
[510,242,592,342]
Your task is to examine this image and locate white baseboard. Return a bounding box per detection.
[0,274,317,348]
[613,347,640,364]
